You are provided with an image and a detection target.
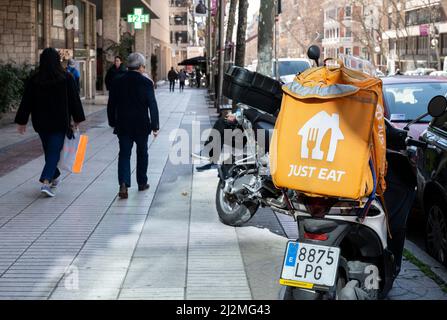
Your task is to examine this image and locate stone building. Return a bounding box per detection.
[0,0,97,98]
[0,0,172,97]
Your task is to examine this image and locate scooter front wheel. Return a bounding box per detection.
[215,179,259,227]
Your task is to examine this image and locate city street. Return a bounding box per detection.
[0,86,445,300]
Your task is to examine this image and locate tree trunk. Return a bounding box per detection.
[225,0,238,66]
[257,0,275,76]
[226,0,238,45]
[234,0,249,67]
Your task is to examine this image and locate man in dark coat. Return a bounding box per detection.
[167,67,178,92]
[107,52,160,199]
[105,56,126,91]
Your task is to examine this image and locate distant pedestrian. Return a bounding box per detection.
[15,47,86,197]
[196,69,201,88]
[105,56,126,91]
[168,67,178,92]
[67,59,80,94]
[107,52,160,199]
[178,69,188,92]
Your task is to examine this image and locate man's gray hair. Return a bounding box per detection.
[127,52,146,69]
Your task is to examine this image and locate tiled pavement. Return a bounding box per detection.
[0,87,445,300]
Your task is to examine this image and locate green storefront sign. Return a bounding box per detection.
[127,8,150,30]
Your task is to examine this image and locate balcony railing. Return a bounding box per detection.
[322,37,354,46]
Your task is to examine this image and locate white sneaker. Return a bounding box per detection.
[41,185,55,197]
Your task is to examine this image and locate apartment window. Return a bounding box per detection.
[442,33,447,55]
[89,5,95,47]
[345,27,352,38]
[397,38,406,55]
[407,36,417,55]
[37,0,44,49]
[405,6,445,27]
[52,0,64,27]
[51,0,65,48]
[418,37,428,55]
[170,13,187,25]
[345,47,352,55]
[74,0,86,49]
[172,31,188,44]
[345,6,352,19]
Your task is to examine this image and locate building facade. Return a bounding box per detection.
[0,0,97,98]
[383,0,447,72]
[0,0,173,98]
[169,0,194,67]
[322,0,383,68]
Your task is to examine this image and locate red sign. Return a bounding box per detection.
[419,24,430,36]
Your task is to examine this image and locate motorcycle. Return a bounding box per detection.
[215,46,445,299]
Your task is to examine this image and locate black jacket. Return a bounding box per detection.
[107,71,160,136]
[168,70,178,82]
[105,64,126,91]
[15,73,85,133]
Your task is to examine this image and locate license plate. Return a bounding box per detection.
[280,241,340,289]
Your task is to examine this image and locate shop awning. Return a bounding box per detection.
[178,56,207,66]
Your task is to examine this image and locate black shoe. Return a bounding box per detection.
[118,183,128,199]
[138,184,150,191]
[196,163,218,172]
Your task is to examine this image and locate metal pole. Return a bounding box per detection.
[207,0,213,93]
[217,0,225,112]
[274,0,279,80]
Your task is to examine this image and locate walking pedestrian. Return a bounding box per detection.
[67,59,81,94]
[15,47,86,197]
[168,67,178,92]
[105,56,126,91]
[196,69,201,88]
[107,52,160,199]
[178,69,188,92]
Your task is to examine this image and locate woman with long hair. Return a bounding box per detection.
[15,48,86,197]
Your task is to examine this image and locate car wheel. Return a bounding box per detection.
[425,199,447,266]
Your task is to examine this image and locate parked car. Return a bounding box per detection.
[415,99,447,266]
[382,76,447,138]
[273,58,313,83]
[246,58,313,83]
[404,68,437,76]
[430,70,447,77]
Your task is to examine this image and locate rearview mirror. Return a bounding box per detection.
[428,95,447,118]
[307,45,321,67]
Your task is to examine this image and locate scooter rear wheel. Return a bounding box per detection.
[215,179,259,227]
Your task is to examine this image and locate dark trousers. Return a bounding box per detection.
[38,132,65,183]
[118,134,149,187]
[384,168,416,277]
[179,81,185,92]
[169,80,175,92]
[203,117,240,163]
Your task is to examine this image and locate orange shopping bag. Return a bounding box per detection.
[59,130,88,173]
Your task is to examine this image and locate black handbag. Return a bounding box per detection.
[65,74,75,139]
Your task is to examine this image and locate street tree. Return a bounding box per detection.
[235,0,249,67]
[225,0,238,63]
[257,0,275,76]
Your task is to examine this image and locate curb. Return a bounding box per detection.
[404,239,447,284]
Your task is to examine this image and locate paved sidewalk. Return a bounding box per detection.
[0,87,445,300]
